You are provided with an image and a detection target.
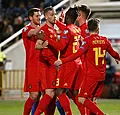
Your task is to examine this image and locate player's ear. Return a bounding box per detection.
[96,27,99,34]
[29,16,32,21]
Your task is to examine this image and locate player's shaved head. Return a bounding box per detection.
[65,7,78,24]
[43,6,54,16]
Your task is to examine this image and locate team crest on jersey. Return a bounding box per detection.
[28,84,32,89]
[23,27,28,32]
[63,30,68,34]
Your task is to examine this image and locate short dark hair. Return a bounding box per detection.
[78,4,91,19]
[66,7,78,23]
[28,8,40,17]
[88,18,100,32]
[43,6,54,15]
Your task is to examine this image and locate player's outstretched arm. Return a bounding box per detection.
[28,26,42,38]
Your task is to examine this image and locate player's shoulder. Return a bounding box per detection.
[99,35,108,42]
[22,24,31,33]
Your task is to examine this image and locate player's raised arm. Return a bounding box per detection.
[27,8,42,38]
[54,39,89,66]
[106,38,120,61]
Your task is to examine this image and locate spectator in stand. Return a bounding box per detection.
[27,1,35,10]
[0,17,14,43]
[104,53,116,85]
[18,2,28,19]
[5,0,18,17]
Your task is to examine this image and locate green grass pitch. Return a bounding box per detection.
[0,99,120,115]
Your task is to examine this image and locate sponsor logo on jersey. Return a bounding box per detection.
[62,36,67,39]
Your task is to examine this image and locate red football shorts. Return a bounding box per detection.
[72,64,84,90]
[24,66,42,92]
[56,61,80,89]
[39,61,57,90]
[78,77,104,98]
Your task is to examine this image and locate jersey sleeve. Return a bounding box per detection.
[56,20,66,31]
[45,28,70,50]
[106,38,120,59]
[62,38,90,63]
[22,26,31,38]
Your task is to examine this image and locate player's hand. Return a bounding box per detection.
[42,40,48,48]
[59,8,64,22]
[56,29,62,35]
[36,30,45,40]
[115,59,119,64]
[54,60,62,66]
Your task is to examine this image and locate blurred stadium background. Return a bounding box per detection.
[0,0,120,114]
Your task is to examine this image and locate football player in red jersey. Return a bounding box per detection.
[22,8,46,115]
[37,7,85,115]
[34,7,64,115]
[54,18,120,115]
[77,4,91,39]
[77,4,93,115]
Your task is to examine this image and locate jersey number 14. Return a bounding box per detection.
[93,47,106,66]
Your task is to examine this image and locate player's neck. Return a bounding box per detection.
[30,22,40,28]
[79,19,86,26]
[90,32,98,35]
[46,21,54,28]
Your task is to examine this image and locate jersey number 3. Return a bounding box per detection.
[93,47,106,66]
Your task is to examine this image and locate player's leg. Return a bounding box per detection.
[34,89,55,115]
[56,100,65,115]
[78,80,105,115]
[31,92,41,115]
[78,96,105,115]
[23,92,39,115]
[44,95,56,115]
[56,88,72,115]
[70,90,86,115]
[23,67,40,115]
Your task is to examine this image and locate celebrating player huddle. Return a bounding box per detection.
[22,4,120,115]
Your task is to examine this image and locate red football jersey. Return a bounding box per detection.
[22,25,40,67]
[40,23,58,62]
[62,34,120,81]
[45,24,82,59]
[80,22,90,39]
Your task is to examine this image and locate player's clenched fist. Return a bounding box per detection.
[36,30,45,40]
[54,60,62,66]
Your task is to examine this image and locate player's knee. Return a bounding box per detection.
[78,96,85,104]
[29,92,39,100]
[56,88,64,96]
[45,89,55,98]
[92,97,97,104]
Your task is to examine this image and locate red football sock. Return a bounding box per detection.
[34,94,52,115]
[58,93,72,115]
[44,96,56,115]
[83,99,104,115]
[23,97,34,115]
[75,96,86,115]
